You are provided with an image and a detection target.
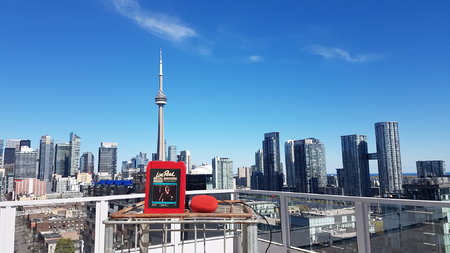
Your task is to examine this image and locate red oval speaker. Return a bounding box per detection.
[190,195,218,213]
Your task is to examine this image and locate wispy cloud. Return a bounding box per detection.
[111,0,197,42]
[248,55,263,63]
[306,45,377,63]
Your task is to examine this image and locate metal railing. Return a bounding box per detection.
[2,189,450,252]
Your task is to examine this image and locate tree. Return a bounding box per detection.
[55,238,75,253]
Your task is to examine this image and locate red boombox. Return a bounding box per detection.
[144,161,186,214]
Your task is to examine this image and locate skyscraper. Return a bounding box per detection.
[55,143,71,176]
[262,132,283,191]
[336,168,345,188]
[168,145,177,162]
[284,140,295,189]
[254,149,263,172]
[341,134,370,196]
[0,139,4,170]
[14,146,38,179]
[375,121,403,195]
[6,139,20,149]
[38,135,54,181]
[69,132,81,176]
[155,49,167,161]
[293,138,327,193]
[178,150,192,172]
[4,139,20,174]
[98,142,118,177]
[417,160,445,178]
[237,166,252,188]
[3,148,16,175]
[212,157,233,189]
[80,152,94,174]
[131,152,149,171]
[19,139,31,150]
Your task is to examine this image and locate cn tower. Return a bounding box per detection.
[155,49,167,161]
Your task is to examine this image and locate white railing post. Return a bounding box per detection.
[0,207,16,253]
[171,220,181,253]
[355,201,371,253]
[94,200,108,253]
[279,195,291,251]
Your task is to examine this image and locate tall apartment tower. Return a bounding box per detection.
[254,149,263,172]
[55,143,71,176]
[336,168,345,188]
[80,152,95,174]
[178,150,192,172]
[38,135,54,181]
[417,160,445,178]
[98,142,118,177]
[262,132,283,191]
[341,135,371,196]
[212,156,233,189]
[69,132,81,176]
[293,138,327,193]
[168,145,177,162]
[375,121,403,195]
[284,140,295,189]
[14,147,39,179]
[0,139,3,170]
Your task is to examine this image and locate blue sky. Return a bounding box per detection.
[1,0,449,174]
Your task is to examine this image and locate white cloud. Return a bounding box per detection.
[111,0,197,42]
[307,45,375,63]
[249,55,263,62]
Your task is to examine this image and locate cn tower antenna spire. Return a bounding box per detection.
[155,49,167,161]
[159,48,163,92]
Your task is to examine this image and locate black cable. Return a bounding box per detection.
[217,198,272,253]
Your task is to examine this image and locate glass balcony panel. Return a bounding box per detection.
[237,193,283,244]
[288,196,358,252]
[369,204,450,253]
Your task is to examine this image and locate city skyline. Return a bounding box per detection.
[1,1,449,172]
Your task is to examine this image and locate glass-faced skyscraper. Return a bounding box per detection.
[416,160,445,178]
[293,138,327,193]
[14,147,38,179]
[168,145,177,162]
[0,139,3,170]
[131,152,149,171]
[262,132,283,191]
[254,149,263,172]
[178,150,192,172]
[38,135,54,181]
[69,132,81,176]
[341,134,370,196]
[212,156,233,189]
[375,121,402,195]
[19,140,31,150]
[80,152,94,174]
[98,142,118,177]
[284,140,295,190]
[55,143,71,176]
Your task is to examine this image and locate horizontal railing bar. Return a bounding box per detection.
[103,219,259,225]
[105,228,240,232]
[0,193,145,207]
[0,189,234,207]
[3,188,450,208]
[236,189,450,208]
